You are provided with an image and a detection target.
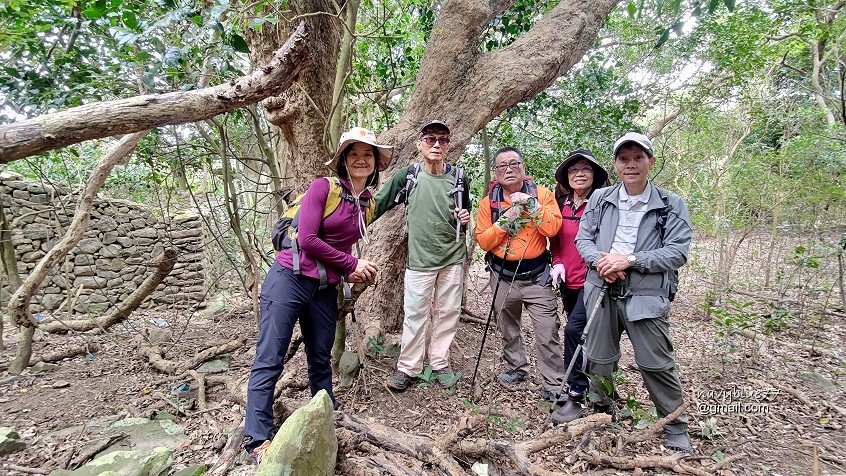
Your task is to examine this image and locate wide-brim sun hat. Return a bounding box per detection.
[554,148,609,191]
[613,132,653,158]
[326,127,394,172]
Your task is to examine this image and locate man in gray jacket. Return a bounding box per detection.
[573,132,693,452]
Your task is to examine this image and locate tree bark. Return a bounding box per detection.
[243,2,342,190]
[360,0,620,333]
[0,23,310,163]
[0,201,22,351]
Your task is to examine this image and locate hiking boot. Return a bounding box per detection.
[552,392,588,423]
[248,440,272,465]
[497,369,530,386]
[387,370,413,391]
[434,367,459,388]
[663,430,692,453]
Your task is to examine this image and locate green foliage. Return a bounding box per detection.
[619,392,658,429]
[462,399,527,436]
[704,298,755,338]
[415,365,437,387]
[701,417,725,440]
[366,335,385,354]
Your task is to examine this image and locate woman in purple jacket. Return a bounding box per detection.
[244,127,393,463]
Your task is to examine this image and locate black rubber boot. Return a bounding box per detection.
[551,393,588,424]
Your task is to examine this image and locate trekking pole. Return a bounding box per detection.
[541,282,609,431]
[469,236,513,392]
[454,176,463,243]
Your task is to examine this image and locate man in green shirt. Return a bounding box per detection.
[374,120,471,391]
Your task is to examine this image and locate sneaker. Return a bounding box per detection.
[552,393,588,423]
[387,370,413,391]
[248,439,272,465]
[497,369,530,386]
[434,367,459,388]
[663,430,692,453]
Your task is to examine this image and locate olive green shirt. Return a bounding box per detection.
[374,165,470,270]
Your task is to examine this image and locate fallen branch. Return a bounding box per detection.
[4,465,50,475]
[41,248,179,333]
[753,378,846,417]
[737,329,838,358]
[583,450,711,475]
[207,418,245,476]
[336,413,469,476]
[188,370,208,411]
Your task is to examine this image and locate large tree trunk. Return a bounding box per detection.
[0,23,310,163]
[243,1,342,190]
[360,0,620,333]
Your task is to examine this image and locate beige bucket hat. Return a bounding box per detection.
[325,127,394,172]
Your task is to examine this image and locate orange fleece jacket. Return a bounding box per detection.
[476,185,562,261]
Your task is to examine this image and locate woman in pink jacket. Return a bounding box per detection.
[549,149,608,422]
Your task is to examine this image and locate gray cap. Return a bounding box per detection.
[613,132,653,158]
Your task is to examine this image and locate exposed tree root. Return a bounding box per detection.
[41,248,178,334]
[583,450,712,475]
[138,336,246,374]
[337,411,612,476]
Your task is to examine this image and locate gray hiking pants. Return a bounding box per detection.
[490,271,565,392]
[583,285,688,435]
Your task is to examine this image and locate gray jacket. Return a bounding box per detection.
[575,182,692,320]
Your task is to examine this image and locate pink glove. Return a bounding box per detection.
[550,263,565,285]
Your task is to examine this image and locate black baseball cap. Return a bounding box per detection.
[419,120,450,134]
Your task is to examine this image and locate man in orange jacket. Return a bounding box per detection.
[476,147,565,402]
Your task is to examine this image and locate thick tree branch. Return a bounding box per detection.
[0,22,310,162]
[40,248,179,333]
[6,132,146,330]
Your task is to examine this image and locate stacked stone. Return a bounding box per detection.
[0,171,207,314]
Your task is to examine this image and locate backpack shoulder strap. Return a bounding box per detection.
[322,177,345,219]
[394,163,421,204]
[489,181,505,222]
[654,186,672,243]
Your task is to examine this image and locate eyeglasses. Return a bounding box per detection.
[494,161,523,172]
[568,166,594,175]
[420,135,451,146]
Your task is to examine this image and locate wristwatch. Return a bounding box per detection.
[627,254,637,267]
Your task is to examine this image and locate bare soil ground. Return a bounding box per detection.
[1,233,845,475]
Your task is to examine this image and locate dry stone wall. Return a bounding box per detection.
[0,171,207,314]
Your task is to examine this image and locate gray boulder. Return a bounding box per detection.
[48,447,172,476]
[0,427,26,456]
